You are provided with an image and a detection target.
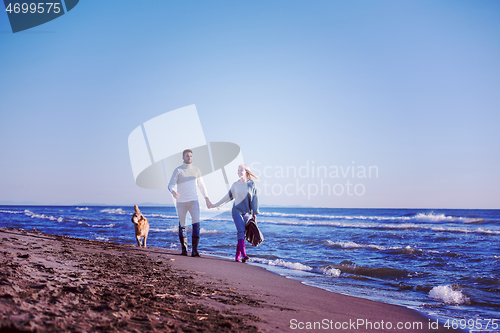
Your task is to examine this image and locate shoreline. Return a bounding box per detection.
[0,227,461,332]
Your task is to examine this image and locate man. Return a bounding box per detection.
[168,149,212,257]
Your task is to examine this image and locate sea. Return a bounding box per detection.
[1,206,499,329]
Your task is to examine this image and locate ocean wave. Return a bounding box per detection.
[78,221,115,228]
[0,209,23,214]
[260,219,500,235]
[325,241,424,255]
[149,214,178,219]
[268,259,313,271]
[260,212,406,221]
[150,226,216,233]
[24,210,63,223]
[429,285,470,305]
[76,207,90,211]
[411,212,480,224]
[250,257,342,277]
[204,217,232,222]
[316,266,342,277]
[91,224,116,228]
[260,211,484,224]
[200,228,220,235]
[100,208,128,215]
[251,257,313,272]
[150,227,179,233]
[73,217,99,222]
[326,240,386,251]
[333,263,409,278]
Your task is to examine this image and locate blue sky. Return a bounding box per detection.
[1,0,499,208]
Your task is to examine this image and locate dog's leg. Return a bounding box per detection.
[143,235,147,248]
[136,235,141,247]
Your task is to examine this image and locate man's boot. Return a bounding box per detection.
[191,237,201,257]
[179,235,188,256]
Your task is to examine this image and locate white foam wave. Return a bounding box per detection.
[76,207,89,211]
[325,241,420,254]
[260,212,410,221]
[316,267,342,277]
[412,212,478,223]
[100,208,127,215]
[251,257,342,277]
[260,219,500,235]
[200,228,220,235]
[205,217,232,222]
[24,210,63,222]
[149,214,178,219]
[268,259,313,271]
[429,285,470,305]
[326,240,386,251]
[0,209,23,214]
[77,221,115,228]
[150,227,179,233]
[92,224,115,228]
[95,236,109,241]
[251,257,313,272]
[260,211,483,224]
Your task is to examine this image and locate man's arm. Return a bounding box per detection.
[168,168,180,199]
[197,171,214,208]
[196,172,208,198]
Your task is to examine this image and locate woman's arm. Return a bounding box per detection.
[250,182,259,215]
[214,188,233,208]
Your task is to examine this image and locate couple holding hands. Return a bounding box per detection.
[168,149,259,262]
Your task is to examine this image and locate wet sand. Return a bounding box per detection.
[0,227,459,332]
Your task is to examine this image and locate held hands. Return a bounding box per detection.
[171,190,180,200]
[205,197,216,209]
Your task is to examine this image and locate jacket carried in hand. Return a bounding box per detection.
[245,216,264,247]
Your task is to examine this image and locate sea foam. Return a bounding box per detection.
[200,228,220,235]
[100,208,127,215]
[150,227,179,233]
[326,240,385,251]
[149,213,178,219]
[24,210,63,222]
[0,209,23,214]
[316,266,342,277]
[251,257,342,277]
[429,285,470,305]
[251,257,313,272]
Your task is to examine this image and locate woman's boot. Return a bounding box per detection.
[239,239,249,263]
[235,240,242,262]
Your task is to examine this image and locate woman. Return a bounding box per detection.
[213,164,259,262]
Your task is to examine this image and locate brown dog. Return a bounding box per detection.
[131,205,149,248]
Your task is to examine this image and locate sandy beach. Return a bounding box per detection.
[0,227,460,332]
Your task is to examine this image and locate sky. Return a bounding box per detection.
[0,0,499,209]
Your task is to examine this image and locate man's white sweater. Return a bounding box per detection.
[168,163,208,203]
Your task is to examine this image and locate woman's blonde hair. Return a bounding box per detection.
[241,164,259,181]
